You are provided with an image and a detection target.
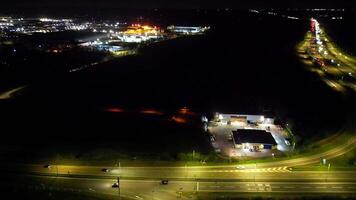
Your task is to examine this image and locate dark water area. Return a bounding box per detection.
[1,12,355,159]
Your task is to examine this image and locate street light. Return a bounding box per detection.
[117,177,121,200]
[326,163,331,182]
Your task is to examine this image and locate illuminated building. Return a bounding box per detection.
[117,24,163,43]
[232,129,277,150]
[167,25,210,34]
[217,114,274,126]
[79,41,124,53]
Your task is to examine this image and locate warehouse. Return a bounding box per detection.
[217,114,274,126]
[232,129,277,151]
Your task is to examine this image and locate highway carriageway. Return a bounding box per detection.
[2,174,356,198]
[4,168,356,183]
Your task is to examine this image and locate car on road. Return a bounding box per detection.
[236,165,246,170]
[101,168,110,172]
[43,164,51,169]
[112,182,119,188]
[161,179,169,185]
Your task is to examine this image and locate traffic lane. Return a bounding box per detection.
[13,175,356,194]
[4,173,356,194]
[196,182,356,193]
[13,165,356,182]
[1,174,183,200]
[3,173,356,198]
[8,164,356,179]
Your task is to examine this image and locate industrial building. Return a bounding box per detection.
[216,113,274,126]
[117,24,163,43]
[232,129,277,151]
[167,25,210,34]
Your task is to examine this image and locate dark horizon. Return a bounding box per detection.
[2,0,355,10]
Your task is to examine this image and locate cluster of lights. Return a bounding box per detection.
[261,11,300,20]
[79,23,210,56]
[90,22,125,34]
[39,18,72,23]
[310,18,327,67]
[0,17,95,34]
[268,12,278,16]
[307,8,345,12]
[331,17,343,20]
[115,24,164,43]
[249,10,260,13]
[287,16,299,20]
[311,18,323,50]
[66,24,89,31]
[167,26,210,35]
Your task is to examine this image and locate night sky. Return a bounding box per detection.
[2,0,354,9]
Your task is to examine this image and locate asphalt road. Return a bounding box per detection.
[3,174,356,200]
[0,85,27,100]
[2,131,356,199]
[299,19,356,92]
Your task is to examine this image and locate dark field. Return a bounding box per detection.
[1,11,356,162]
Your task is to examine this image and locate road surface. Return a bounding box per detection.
[0,85,27,100]
[298,18,356,92]
[3,130,356,199]
[3,173,356,200]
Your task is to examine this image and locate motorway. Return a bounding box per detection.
[3,133,356,199]
[2,132,356,199]
[297,18,356,92]
[4,170,356,200]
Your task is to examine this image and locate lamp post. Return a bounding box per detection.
[117,177,121,200]
[55,154,59,177]
[254,163,257,183]
[326,163,331,182]
[185,164,188,178]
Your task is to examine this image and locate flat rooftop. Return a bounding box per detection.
[232,129,277,145]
